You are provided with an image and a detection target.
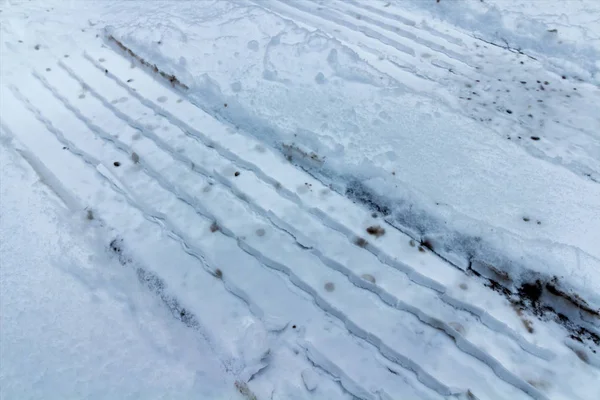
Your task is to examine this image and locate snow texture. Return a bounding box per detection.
[1,1,599,399]
[0,137,239,400]
[102,0,600,311]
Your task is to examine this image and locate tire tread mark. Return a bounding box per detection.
[83,50,556,362]
[9,83,376,400]
[34,67,457,398]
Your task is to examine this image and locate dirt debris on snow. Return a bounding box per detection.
[107,34,189,90]
[354,237,368,248]
[366,225,385,238]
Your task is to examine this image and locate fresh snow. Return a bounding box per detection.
[1,1,599,399]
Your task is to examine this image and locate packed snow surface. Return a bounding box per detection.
[103,0,600,308]
[1,1,599,399]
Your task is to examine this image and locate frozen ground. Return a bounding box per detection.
[1,1,599,399]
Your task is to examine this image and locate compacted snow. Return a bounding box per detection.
[0,137,242,399]
[1,1,599,399]
[96,0,600,308]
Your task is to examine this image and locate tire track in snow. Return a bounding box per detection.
[81,53,443,293]
[88,43,570,364]
[269,0,467,80]
[263,0,503,114]
[0,134,235,366]
[11,50,592,400]
[50,56,553,398]
[59,56,526,378]
[39,63,470,399]
[332,0,600,165]
[310,0,473,68]
[85,47,559,364]
[75,52,576,382]
[5,86,250,365]
[8,84,211,295]
[45,55,556,397]
[78,41,600,396]
[0,122,82,213]
[5,83,380,400]
[337,0,466,48]
[7,84,269,352]
[28,72,273,322]
[244,0,447,96]
[28,64,447,400]
[252,0,554,172]
[260,0,600,183]
[5,8,596,397]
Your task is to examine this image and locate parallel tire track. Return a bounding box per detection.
[22,64,453,398]
[5,83,402,400]
[334,0,467,48]
[94,35,600,394]
[4,5,598,399]
[32,56,552,398]
[35,64,471,398]
[16,36,596,398]
[86,46,558,364]
[259,0,600,183]
[308,0,474,69]
[6,86,251,354]
[83,45,560,365]
[64,56,555,379]
[5,39,597,396]
[56,55,553,397]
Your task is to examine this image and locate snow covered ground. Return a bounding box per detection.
[96,0,600,308]
[0,135,243,399]
[1,1,599,399]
